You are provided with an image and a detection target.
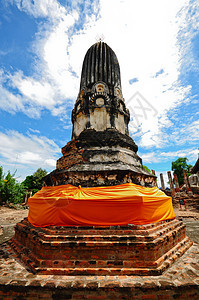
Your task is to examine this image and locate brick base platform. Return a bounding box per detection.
[0,241,198,299]
[9,218,193,276]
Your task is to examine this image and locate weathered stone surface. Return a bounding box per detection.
[44,42,156,187]
[80,42,121,92]
[167,171,175,197]
[174,174,180,192]
[160,173,165,190]
[9,218,193,276]
[72,42,130,140]
[0,239,198,299]
[183,169,192,192]
[44,129,156,187]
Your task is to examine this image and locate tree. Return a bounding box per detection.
[33,168,47,186]
[22,168,47,195]
[0,166,47,205]
[0,167,25,205]
[171,157,192,186]
[0,166,4,203]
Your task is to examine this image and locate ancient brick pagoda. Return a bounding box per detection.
[10,41,193,276]
[44,41,156,187]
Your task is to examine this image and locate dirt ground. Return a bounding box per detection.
[0,197,199,244]
[0,206,29,226]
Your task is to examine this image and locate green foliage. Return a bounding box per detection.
[0,166,4,203]
[0,166,47,205]
[22,168,47,195]
[143,165,152,174]
[0,167,25,205]
[0,166,3,189]
[33,168,47,179]
[171,157,192,186]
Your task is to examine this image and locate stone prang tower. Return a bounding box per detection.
[44,41,156,187]
[11,42,192,281]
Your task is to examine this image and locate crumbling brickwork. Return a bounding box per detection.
[56,140,86,170]
[10,218,192,276]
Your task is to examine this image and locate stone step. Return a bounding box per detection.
[21,218,180,236]
[34,238,193,275]
[36,227,185,247]
[17,219,183,243]
[15,230,185,249]
[13,218,186,267]
[10,217,193,276]
[41,222,185,242]
[10,235,192,276]
[41,234,155,242]
[15,224,186,248]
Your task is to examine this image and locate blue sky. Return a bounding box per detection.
[0,0,198,187]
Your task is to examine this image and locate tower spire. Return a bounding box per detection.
[72,41,129,139]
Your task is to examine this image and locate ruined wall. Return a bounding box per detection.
[56,140,85,170]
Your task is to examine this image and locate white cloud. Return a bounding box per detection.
[140,152,160,164]
[28,128,40,134]
[0,130,60,179]
[9,0,67,19]
[1,0,80,117]
[0,71,44,118]
[11,71,56,107]
[59,0,196,148]
[172,120,199,145]
[177,0,199,73]
[0,83,24,113]
[44,159,56,167]
[140,147,198,166]
[18,151,42,164]
[1,0,198,151]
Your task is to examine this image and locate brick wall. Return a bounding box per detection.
[0,283,198,299]
[56,140,85,170]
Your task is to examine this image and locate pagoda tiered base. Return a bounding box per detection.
[44,129,156,187]
[10,218,193,276]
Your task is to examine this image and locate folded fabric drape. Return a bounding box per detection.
[28,183,175,227]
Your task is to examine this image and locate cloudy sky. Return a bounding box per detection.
[0,0,198,186]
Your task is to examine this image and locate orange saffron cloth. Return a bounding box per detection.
[28,183,175,227]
